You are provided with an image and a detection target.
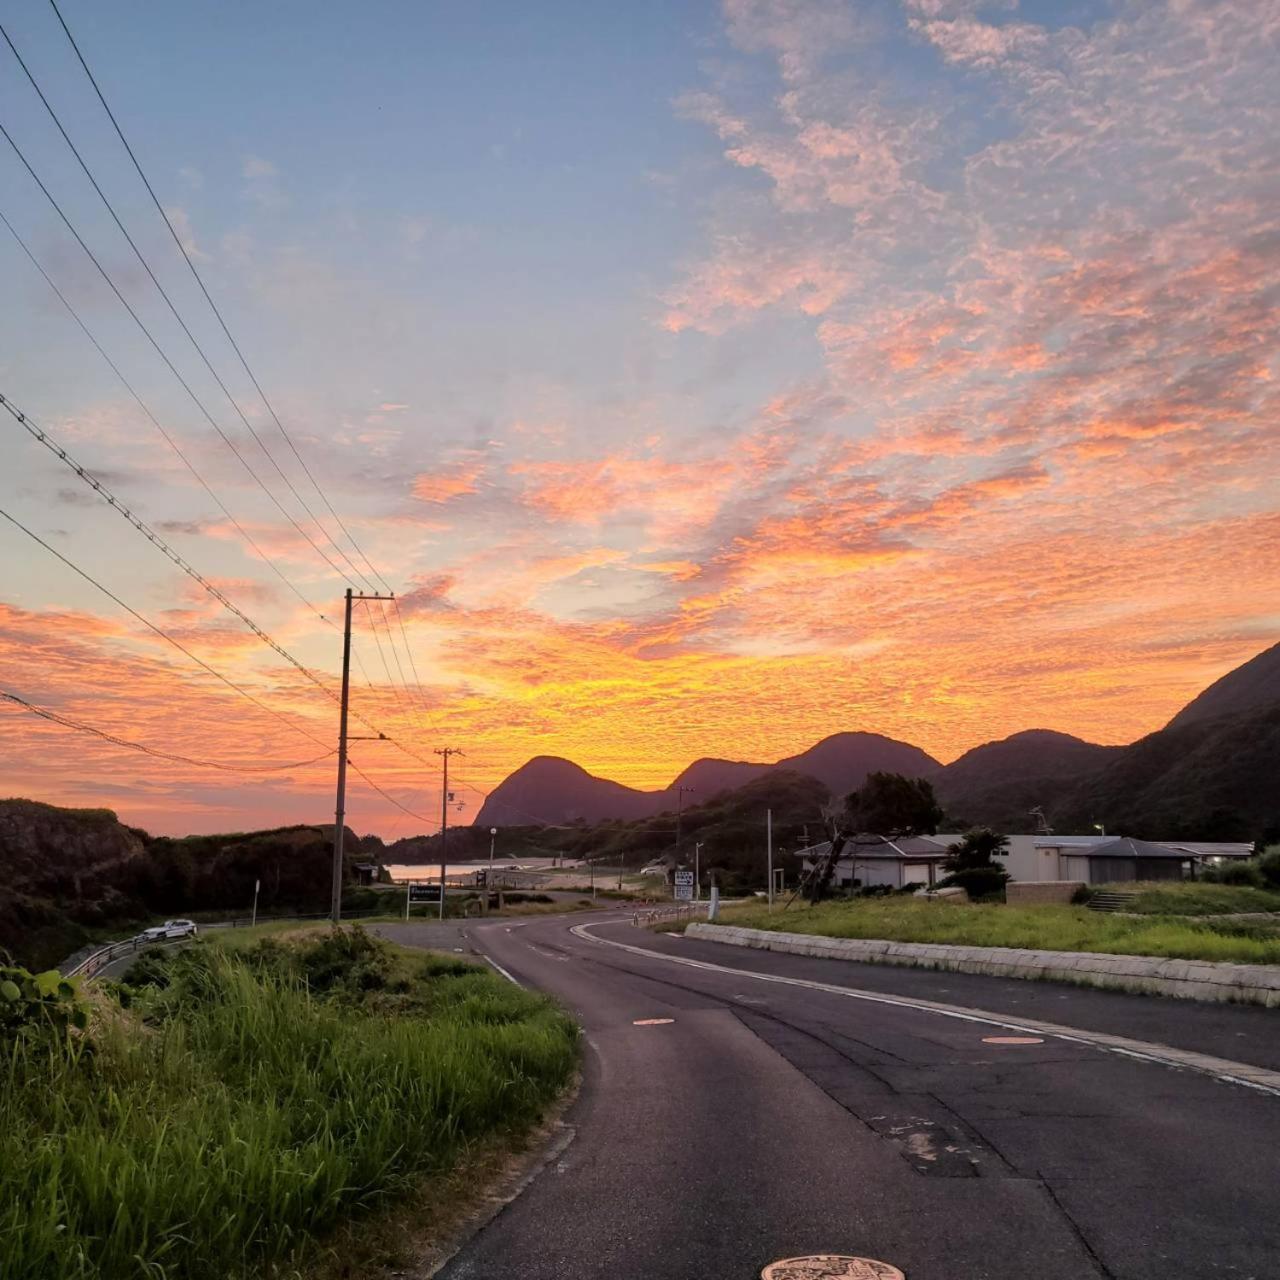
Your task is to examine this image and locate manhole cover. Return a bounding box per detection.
[762,1256,905,1279]
[982,1036,1044,1045]
[632,1017,674,1026]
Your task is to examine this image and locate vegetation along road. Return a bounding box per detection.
[377,909,1280,1280]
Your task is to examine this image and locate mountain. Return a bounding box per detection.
[670,756,770,796]
[477,733,942,828]
[776,732,940,796]
[1165,640,1280,730]
[933,730,1122,829]
[474,756,670,826]
[1053,705,1280,840]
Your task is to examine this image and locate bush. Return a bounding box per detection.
[0,964,88,1041]
[936,866,1009,901]
[1214,860,1265,887]
[1258,847,1280,890]
[0,935,578,1280]
[1070,885,1094,905]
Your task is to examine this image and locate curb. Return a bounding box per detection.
[684,924,1280,1007]
[572,923,1280,1096]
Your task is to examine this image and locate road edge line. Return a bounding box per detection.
[570,922,1280,1098]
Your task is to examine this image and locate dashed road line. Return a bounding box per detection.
[568,922,1280,1098]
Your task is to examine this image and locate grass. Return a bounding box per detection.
[1122,881,1280,916]
[712,898,1280,965]
[0,928,578,1280]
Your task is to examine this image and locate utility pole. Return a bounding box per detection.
[331,587,396,925]
[435,747,464,919]
[694,841,703,901]
[767,808,774,908]
[676,784,695,861]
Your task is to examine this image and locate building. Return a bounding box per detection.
[1040,836,1254,885]
[799,835,954,890]
[800,832,1254,890]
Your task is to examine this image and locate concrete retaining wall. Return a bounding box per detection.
[1005,880,1085,906]
[683,923,1280,1007]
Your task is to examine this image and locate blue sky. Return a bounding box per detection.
[1,0,1276,834]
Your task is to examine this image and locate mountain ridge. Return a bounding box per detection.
[476,640,1280,837]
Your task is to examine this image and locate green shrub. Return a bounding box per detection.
[1258,848,1280,890]
[1215,860,1265,887]
[0,964,87,1041]
[0,935,577,1280]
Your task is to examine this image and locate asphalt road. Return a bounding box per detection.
[379,912,1280,1280]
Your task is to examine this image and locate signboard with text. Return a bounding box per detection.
[673,869,695,902]
[408,883,441,903]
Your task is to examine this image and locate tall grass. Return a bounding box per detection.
[720,899,1280,964]
[0,939,577,1280]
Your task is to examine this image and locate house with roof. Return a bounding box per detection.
[799,832,1254,890]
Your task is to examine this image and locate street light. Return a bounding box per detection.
[488,827,498,884]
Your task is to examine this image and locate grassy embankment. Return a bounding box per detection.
[1121,881,1280,915]
[0,928,578,1280]
[711,895,1280,965]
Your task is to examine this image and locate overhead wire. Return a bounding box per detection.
[0,503,330,750]
[2,690,336,773]
[0,115,361,592]
[0,392,431,767]
[0,19,376,594]
[0,205,333,626]
[46,0,394,597]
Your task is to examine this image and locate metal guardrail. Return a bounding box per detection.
[61,908,393,981]
[631,903,710,927]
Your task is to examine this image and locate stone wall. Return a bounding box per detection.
[684,923,1280,1007]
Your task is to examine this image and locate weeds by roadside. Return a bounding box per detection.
[0,927,577,1280]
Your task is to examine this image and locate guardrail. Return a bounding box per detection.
[631,903,709,927]
[60,908,393,981]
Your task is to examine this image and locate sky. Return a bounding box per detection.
[0,0,1276,837]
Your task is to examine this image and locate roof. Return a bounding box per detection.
[1079,837,1187,860]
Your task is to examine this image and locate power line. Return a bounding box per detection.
[0,502,329,750]
[2,689,335,773]
[0,115,360,591]
[46,0,393,597]
[0,389,338,699]
[0,393,431,769]
[0,205,333,625]
[0,18,376,594]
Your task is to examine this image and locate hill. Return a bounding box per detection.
[1166,639,1280,730]
[1053,705,1280,840]
[0,799,372,970]
[473,756,670,826]
[934,730,1121,830]
[477,732,940,827]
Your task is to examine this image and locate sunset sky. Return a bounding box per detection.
[1,0,1277,836]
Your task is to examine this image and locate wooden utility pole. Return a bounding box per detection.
[435,747,463,919]
[331,587,396,925]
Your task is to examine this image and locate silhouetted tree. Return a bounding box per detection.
[939,827,1011,900]
[844,773,943,837]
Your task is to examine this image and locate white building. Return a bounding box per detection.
[801,832,1254,888]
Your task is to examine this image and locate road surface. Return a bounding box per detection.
[378,912,1280,1280]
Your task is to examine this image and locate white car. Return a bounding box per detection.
[140,919,199,942]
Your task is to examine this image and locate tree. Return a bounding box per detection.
[844,772,943,837]
[938,827,1011,900]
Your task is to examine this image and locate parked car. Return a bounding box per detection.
[139,919,199,942]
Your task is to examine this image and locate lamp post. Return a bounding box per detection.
[488,827,497,883]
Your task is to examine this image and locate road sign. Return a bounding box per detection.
[408,883,441,903]
[673,869,694,901]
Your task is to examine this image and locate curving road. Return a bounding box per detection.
[378,911,1280,1280]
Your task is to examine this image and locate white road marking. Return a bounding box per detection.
[569,923,1280,1098]
[481,954,523,987]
